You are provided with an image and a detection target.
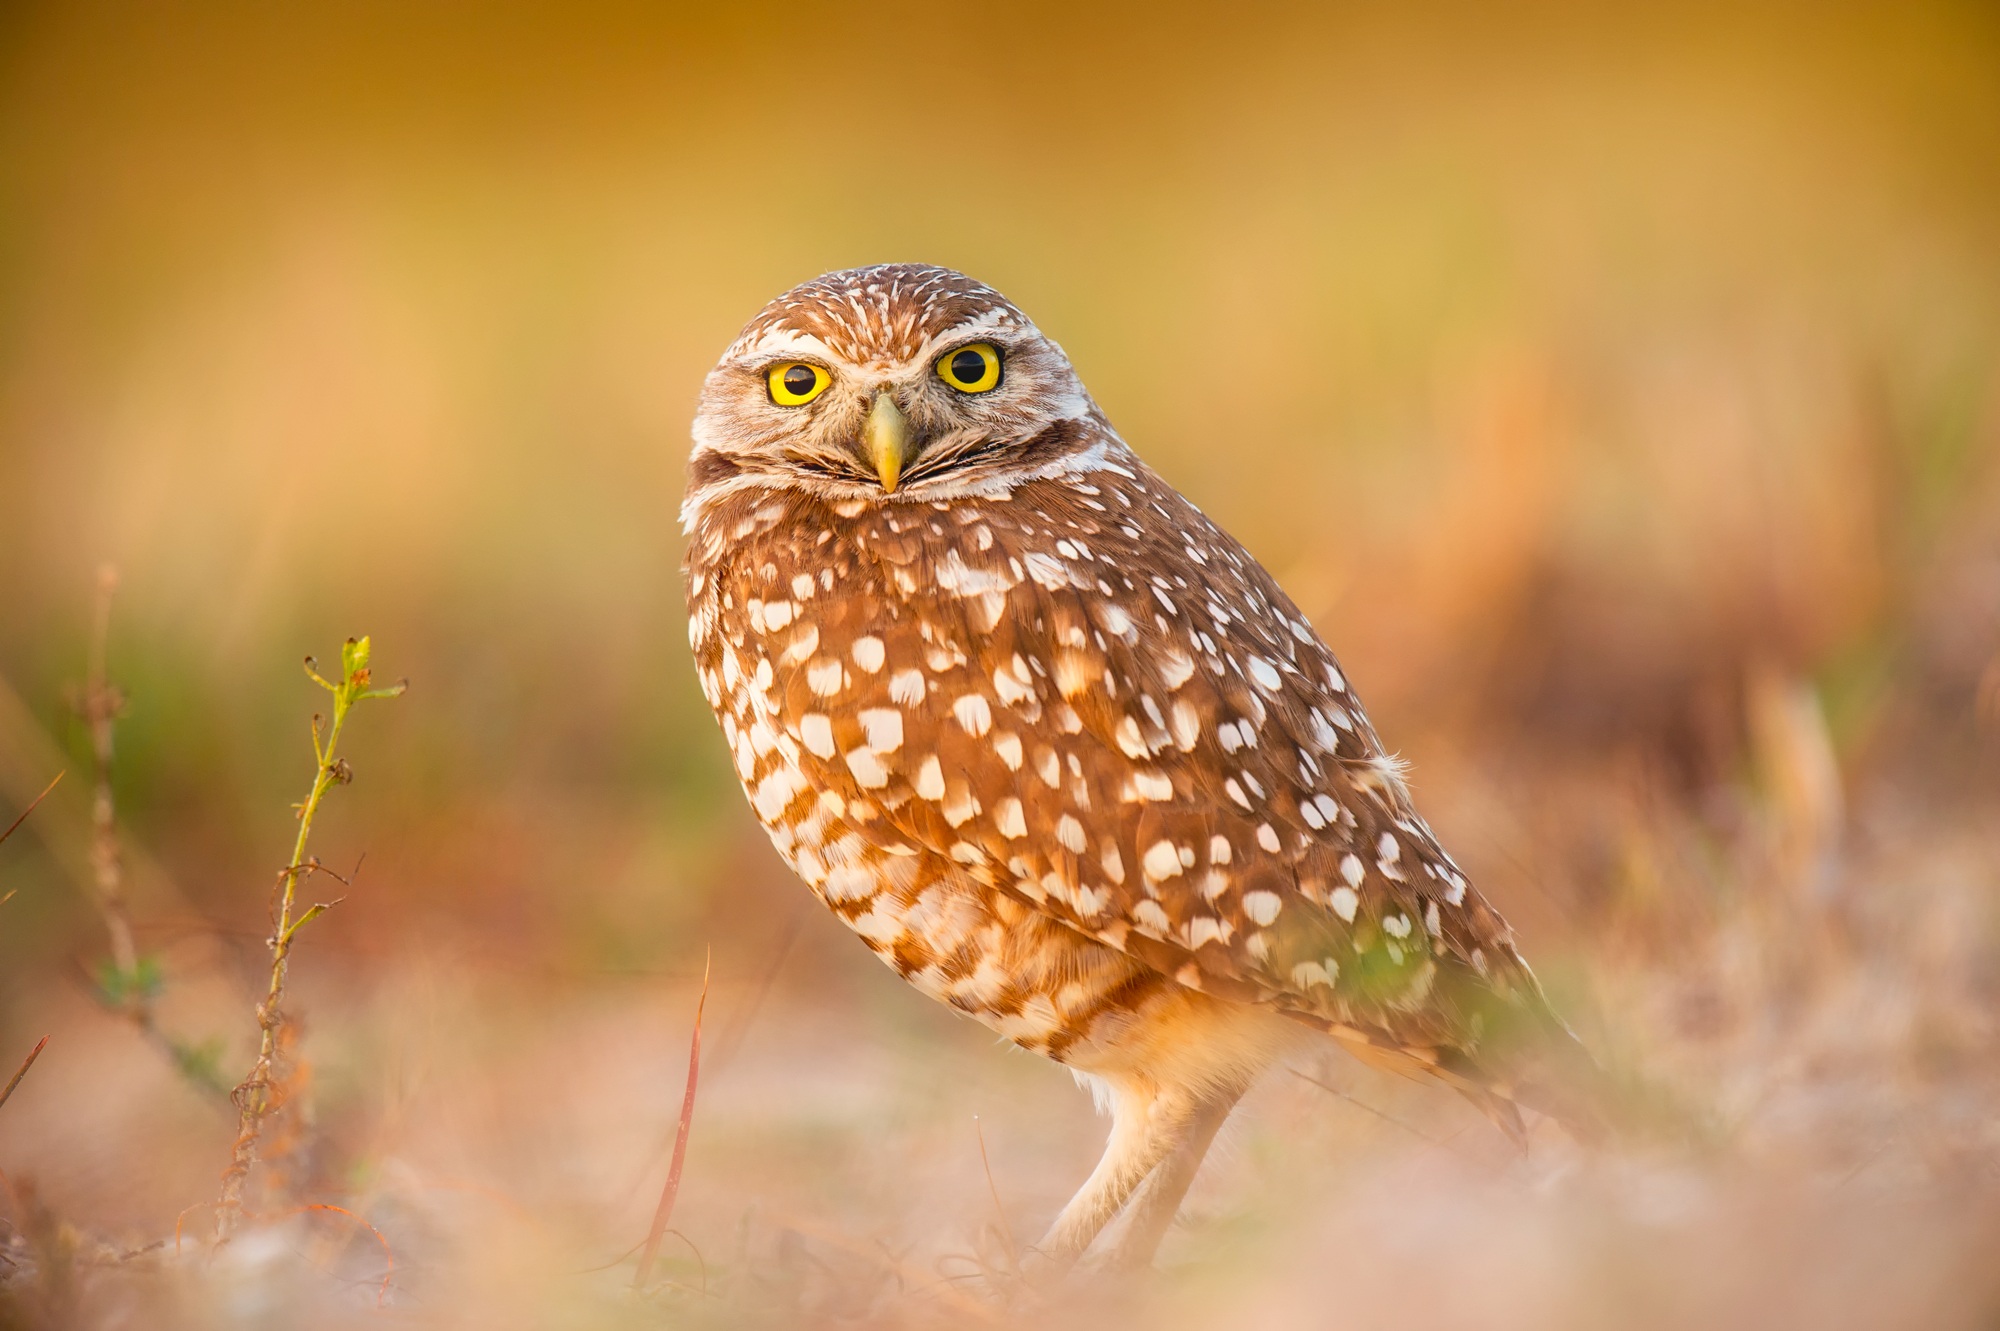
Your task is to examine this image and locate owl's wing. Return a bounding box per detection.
[803,462,1597,1134]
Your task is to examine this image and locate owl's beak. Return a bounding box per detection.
[864,390,914,494]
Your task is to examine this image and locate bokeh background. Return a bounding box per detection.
[2,2,1998,1326]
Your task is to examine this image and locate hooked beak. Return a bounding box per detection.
[864,390,914,493]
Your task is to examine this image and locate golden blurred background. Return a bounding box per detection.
[1,2,1997,1326]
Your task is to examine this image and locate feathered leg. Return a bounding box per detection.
[1100,1086,1242,1271]
[1032,1080,1196,1272]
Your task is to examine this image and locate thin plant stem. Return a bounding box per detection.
[214,637,402,1244]
[0,1036,49,1115]
[0,771,63,853]
[81,565,138,980]
[635,950,709,1292]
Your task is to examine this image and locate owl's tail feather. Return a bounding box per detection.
[1320,1011,1624,1151]
[1442,1007,1630,1150]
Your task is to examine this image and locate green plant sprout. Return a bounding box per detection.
[214,636,404,1243]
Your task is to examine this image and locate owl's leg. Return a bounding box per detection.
[1029,1080,1194,1273]
[1098,1086,1242,1272]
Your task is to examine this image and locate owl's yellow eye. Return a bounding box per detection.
[768,362,830,406]
[936,342,1002,394]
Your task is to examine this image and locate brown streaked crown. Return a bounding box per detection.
[727,263,1027,366]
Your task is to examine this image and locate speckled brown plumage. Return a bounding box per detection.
[681,263,1603,1272]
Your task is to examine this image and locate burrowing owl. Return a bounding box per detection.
[682,264,1604,1272]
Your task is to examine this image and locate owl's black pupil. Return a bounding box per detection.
[950,350,987,384]
[781,365,818,396]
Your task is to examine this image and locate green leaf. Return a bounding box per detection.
[341,636,371,681]
[95,954,164,1007]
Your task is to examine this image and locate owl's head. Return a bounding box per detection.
[687,264,1110,511]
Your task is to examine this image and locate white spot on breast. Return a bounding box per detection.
[1225,778,1250,809]
[888,668,927,705]
[914,755,945,799]
[1378,833,1400,863]
[1383,912,1412,939]
[1425,901,1442,936]
[1208,835,1232,865]
[800,714,836,758]
[1131,770,1172,802]
[1242,890,1283,925]
[852,637,886,672]
[995,797,1027,839]
[1101,843,1125,883]
[761,600,795,631]
[858,708,903,753]
[1256,824,1281,853]
[1313,794,1341,824]
[1132,900,1171,937]
[1248,656,1283,691]
[1329,886,1359,922]
[824,864,876,903]
[791,573,816,599]
[752,764,807,820]
[1340,854,1365,887]
[1326,662,1348,692]
[952,694,993,736]
[1169,700,1199,750]
[1300,799,1327,830]
[1114,715,1149,758]
[1035,749,1061,787]
[993,732,1023,770]
[1098,604,1134,638]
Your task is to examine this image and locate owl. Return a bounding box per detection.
[681,264,1606,1274]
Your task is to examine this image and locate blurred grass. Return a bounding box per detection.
[0,1,1998,1326]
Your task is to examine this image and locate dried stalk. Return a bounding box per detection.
[634,951,709,1291]
[214,637,403,1244]
[0,1036,49,1115]
[78,565,138,981]
[0,771,63,854]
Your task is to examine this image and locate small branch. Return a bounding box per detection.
[634,950,709,1292]
[0,1036,50,1115]
[0,771,63,853]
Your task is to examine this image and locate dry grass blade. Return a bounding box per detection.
[1289,1069,1499,1173]
[0,771,63,853]
[973,1115,1021,1274]
[634,949,709,1292]
[0,1036,50,1115]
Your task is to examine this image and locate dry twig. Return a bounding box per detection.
[0,772,63,855]
[0,1037,50,1116]
[634,950,709,1292]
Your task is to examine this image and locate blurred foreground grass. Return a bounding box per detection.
[2,2,1998,1326]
